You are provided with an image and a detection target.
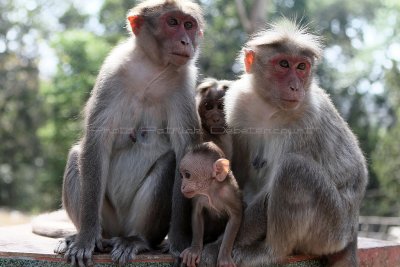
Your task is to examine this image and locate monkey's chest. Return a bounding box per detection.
[111,100,170,150]
[107,103,172,194]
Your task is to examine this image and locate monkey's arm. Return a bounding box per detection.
[180,201,204,266]
[234,193,268,247]
[168,92,201,256]
[217,198,242,267]
[191,201,204,249]
[65,98,114,266]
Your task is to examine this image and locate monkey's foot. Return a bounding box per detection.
[54,234,77,254]
[64,236,103,267]
[109,236,150,265]
[158,239,170,253]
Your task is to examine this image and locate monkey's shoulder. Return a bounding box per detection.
[225,78,276,129]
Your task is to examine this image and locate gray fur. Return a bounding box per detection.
[199,20,368,267]
[58,1,203,266]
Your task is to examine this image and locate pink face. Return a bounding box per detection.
[268,54,312,109]
[160,11,200,66]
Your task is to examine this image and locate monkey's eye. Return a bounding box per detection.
[167,17,179,26]
[204,102,213,110]
[279,60,289,68]
[222,85,229,90]
[184,172,191,179]
[184,21,193,30]
[218,103,224,110]
[297,63,306,70]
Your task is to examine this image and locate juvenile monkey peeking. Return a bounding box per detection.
[179,142,242,267]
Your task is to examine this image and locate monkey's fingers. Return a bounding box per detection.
[95,238,104,252]
[180,250,189,266]
[196,255,200,264]
[98,238,112,253]
[64,242,95,267]
[54,239,68,254]
[189,253,198,267]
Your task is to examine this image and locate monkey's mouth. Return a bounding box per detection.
[281,99,301,110]
[171,52,190,58]
[282,99,298,103]
[209,126,226,134]
[183,191,196,198]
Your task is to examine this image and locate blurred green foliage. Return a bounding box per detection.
[0,0,399,216]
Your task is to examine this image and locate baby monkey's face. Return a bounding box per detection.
[179,154,214,198]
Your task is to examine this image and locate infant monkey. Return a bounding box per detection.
[179,142,242,267]
[197,78,233,159]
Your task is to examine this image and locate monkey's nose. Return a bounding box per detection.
[181,40,189,46]
[213,117,220,123]
[290,86,298,92]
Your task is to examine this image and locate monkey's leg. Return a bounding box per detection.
[326,238,358,267]
[268,153,357,265]
[62,145,81,228]
[198,193,269,267]
[55,145,107,257]
[54,145,81,255]
[169,174,192,258]
[235,192,268,246]
[109,151,176,265]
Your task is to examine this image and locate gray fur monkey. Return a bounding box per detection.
[54,1,204,266]
[199,19,368,267]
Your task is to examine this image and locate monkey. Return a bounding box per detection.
[53,1,205,266]
[179,142,242,267]
[198,19,368,267]
[196,78,233,160]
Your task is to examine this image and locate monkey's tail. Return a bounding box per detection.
[31,209,77,238]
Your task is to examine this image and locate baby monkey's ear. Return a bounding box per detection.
[213,159,230,182]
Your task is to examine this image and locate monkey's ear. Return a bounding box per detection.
[128,15,144,35]
[196,85,210,96]
[244,49,255,73]
[213,159,230,182]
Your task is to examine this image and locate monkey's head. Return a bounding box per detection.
[127,0,204,67]
[243,19,323,110]
[179,142,230,198]
[197,78,232,135]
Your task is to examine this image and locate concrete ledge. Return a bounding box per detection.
[0,224,399,266]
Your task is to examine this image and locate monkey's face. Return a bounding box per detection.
[159,11,201,66]
[246,49,313,110]
[179,154,214,198]
[197,81,231,134]
[266,54,311,110]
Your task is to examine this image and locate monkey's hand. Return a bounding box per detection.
[180,246,202,267]
[64,232,103,267]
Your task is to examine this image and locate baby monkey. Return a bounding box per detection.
[179,142,242,267]
[197,78,233,159]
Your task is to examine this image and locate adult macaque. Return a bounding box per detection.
[197,78,233,159]
[179,142,242,267]
[200,19,368,267]
[54,1,204,266]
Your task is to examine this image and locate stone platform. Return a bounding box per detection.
[0,224,399,266]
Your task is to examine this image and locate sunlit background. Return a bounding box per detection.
[0,0,399,240]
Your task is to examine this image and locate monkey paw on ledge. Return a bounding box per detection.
[0,224,399,267]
